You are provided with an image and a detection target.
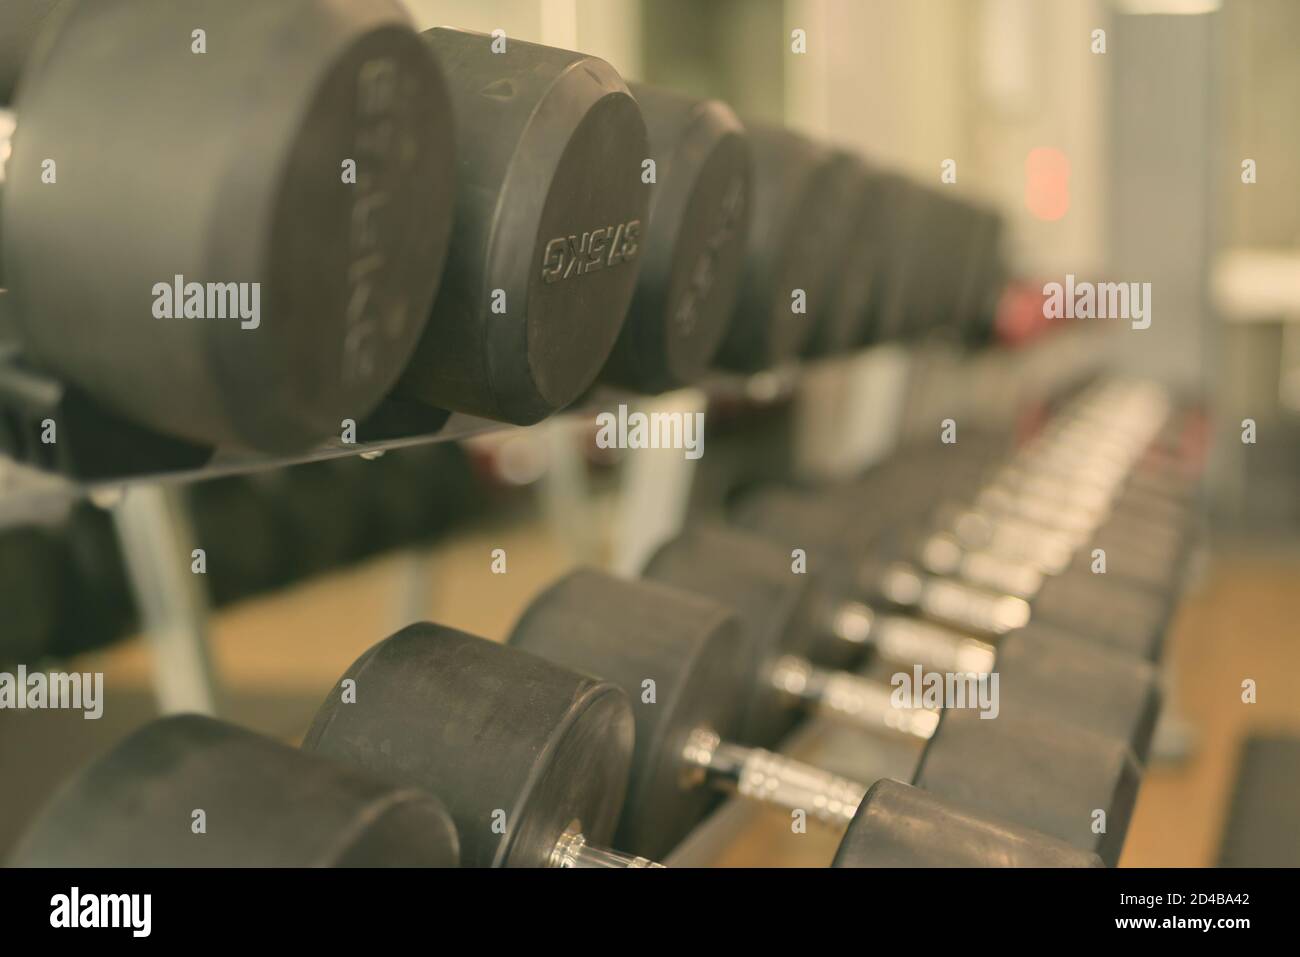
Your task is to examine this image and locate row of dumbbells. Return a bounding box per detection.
[0,0,1005,475]
[11,379,1202,867]
[0,442,478,664]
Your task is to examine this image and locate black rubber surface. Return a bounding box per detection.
[397,28,649,424]
[509,568,750,860]
[10,715,460,867]
[5,0,454,451]
[305,623,635,868]
[604,85,752,393]
[835,779,1103,867]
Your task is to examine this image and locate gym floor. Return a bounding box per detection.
[4,511,1296,866]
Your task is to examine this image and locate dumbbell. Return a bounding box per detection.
[1,0,454,452]
[0,504,136,664]
[901,400,1197,597]
[187,475,292,605]
[908,187,1006,340]
[956,207,1008,348]
[714,125,852,372]
[52,503,136,657]
[387,28,649,427]
[0,355,214,478]
[0,522,61,663]
[510,568,1141,863]
[802,153,883,357]
[864,172,936,343]
[354,442,479,553]
[9,714,460,867]
[913,417,1197,584]
[188,442,479,604]
[734,388,1192,660]
[598,84,752,394]
[644,524,1160,763]
[306,622,659,868]
[810,446,1182,605]
[309,622,1107,867]
[186,460,375,602]
[835,779,1101,867]
[733,481,1178,666]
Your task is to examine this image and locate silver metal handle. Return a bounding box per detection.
[870,615,996,674]
[878,564,1030,637]
[918,534,1043,599]
[770,656,938,740]
[682,728,866,828]
[550,825,663,868]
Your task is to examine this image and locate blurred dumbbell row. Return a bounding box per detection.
[9,378,1207,867]
[0,0,1032,481]
[0,442,477,666]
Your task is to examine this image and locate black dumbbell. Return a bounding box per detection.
[52,503,136,657]
[0,504,137,664]
[956,206,1008,348]
[354,442,479,554]
[735,482,1177,665]
[864,172,934,343]
[644,523,1160,764]
[187,475,293,605]
[0,357,213,478]
[714,124,850,372]
[187,442,480,606]
[510,568,1141,864]
[2,0,455,452]
[733,391,1192,659]
[835,779,1101,867]
[801,153,883,357]
[904,186,1005,339]
[894,395,1196,599]
[0,522,61,663]
[9,714,460,867]
[598,84,752,394]
[308,621,1104,867]
[306,622,659,868]
[895,434,1195,596]
[388,28,649,427]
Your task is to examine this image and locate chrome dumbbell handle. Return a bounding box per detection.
[876,563,1031,637]
[681,728,866,828]
[769,656,941,741]
[550,825,663,868]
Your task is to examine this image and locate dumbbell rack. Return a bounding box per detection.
[0,325,1116,744]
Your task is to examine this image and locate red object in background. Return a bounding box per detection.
[1025,147,1071,222]
[995,280,1058,347]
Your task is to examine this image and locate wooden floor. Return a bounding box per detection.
[1121,547,1300,867]
[5,518,1298,866]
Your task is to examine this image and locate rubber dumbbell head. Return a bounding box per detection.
[716,124,848,372]
[510,568,871,860]
[802,154,883,357]
[10,715,460,866]
[834,779,1103,868]
[305,623,652,868]
[2,0,455,451]
[601,84,752,394]
[394,28,650,424]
